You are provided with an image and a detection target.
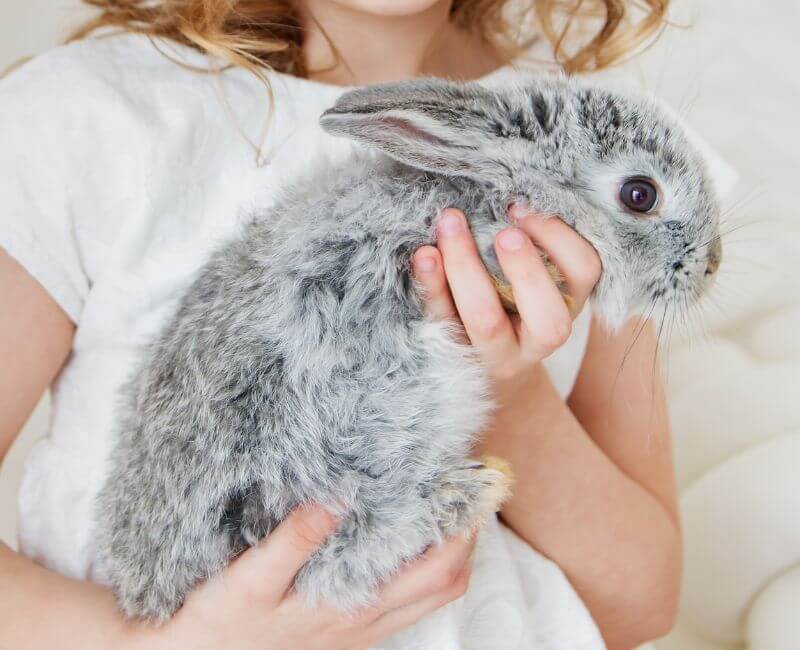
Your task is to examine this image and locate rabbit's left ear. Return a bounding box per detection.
[320,78,506,181]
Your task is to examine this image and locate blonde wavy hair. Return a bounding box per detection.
[70,0,670,79]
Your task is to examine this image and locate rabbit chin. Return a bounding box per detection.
[589,277,661,334]
[584,262,633,333]
[592,276,711,335]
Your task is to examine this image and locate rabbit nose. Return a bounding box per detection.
[705,238,722,276]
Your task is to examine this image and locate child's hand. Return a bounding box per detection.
[413,206,601,380]
[133,505,474,650]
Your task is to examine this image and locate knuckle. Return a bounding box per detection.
[577,252,602,285]
[538,317,572,350]
[440,568,471,604]
[441,563,466,591]
[473,310,507,340]
[430,572,452,595]
[429,563,463,594]
[451,570,471,599]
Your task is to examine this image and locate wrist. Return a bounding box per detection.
[503,363,565,431]
[523,362,552,400]
[480,364,567,453]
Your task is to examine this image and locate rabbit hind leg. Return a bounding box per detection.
[431,456,513,538]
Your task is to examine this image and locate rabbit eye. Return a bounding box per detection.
[619,177,659,214]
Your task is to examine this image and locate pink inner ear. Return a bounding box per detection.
[380,115,452,147]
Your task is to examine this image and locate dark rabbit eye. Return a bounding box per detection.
[619,177,659,214]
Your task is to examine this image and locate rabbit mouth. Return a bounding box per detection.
[646,265,713,315]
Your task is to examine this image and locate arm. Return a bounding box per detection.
[0,249,132,648]
[414,209,681,649]
[493,321,681,650]
[0,249,476,650]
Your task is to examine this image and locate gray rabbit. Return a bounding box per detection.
[96,75,721,621]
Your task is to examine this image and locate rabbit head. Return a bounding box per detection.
[321,76,722,329]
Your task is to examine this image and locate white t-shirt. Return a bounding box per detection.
[3,32,732,650]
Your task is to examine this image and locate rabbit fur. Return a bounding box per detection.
[96,75,721,621]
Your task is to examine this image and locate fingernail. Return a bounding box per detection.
[302,504,341,534]
[415,255,437,273]
[507,201,530,223]
[438,211,465,236]
[497,229,526,251]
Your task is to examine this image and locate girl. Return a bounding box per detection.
[0,1,684,648]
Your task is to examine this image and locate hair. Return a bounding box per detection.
[69,0,671,79]
[63,0,669,161]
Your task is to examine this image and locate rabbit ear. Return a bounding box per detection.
[320,79,505,181]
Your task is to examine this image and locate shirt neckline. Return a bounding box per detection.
[266,62,518,96]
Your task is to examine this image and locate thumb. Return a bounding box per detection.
[227,504,340,604]
[412,246,459,322]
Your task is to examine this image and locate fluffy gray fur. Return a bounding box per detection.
[96,75,721,622]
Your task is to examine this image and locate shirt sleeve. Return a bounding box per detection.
[0,41,144,324]
[1,57,84,321]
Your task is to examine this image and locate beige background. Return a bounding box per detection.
[0,1,94,70]
[1,2,798,649]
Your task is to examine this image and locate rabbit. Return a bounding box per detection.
[95,75,722,622]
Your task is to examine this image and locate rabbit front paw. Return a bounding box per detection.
[432,456,513,537]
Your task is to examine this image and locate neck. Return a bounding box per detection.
[299,1,502,86]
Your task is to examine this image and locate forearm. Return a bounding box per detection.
[411,217,681,646]
[0,542,142,649]
[480,367,681,649]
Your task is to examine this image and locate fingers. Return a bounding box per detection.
[494,227,573,363]
[364,561,471,644]
[312,535,475,627]
[418,206,594,370]
[278,534,476,647]
[375,535,476,612]
[227,504,339,604]
[511,206,601,315]
[354,537,475,646]
[435,209,519,362]
[412,246,458,321]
